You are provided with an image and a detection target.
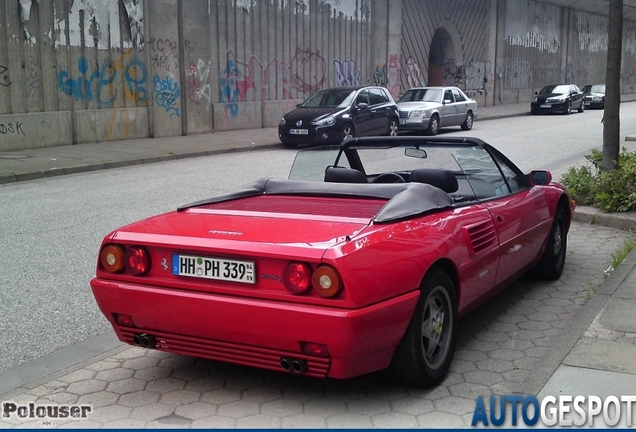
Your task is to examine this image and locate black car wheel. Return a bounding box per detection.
[390,268,457,388]
[534,205,567,280]
[578,100,585,113]
[280,138,297,149]
[342,124,355,141]
[460,112,474,131]
[387,119,399,136]
[427,114,440,135]
[563,101,571,115]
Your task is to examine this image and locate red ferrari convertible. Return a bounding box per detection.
[90,136,574,387]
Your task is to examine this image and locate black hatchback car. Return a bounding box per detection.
[531,84,585,115]
[278,86,399,148]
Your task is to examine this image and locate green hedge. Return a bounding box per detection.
[561,148,636,213]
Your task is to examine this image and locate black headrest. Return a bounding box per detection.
[324,166,368,183]
[410,168,458,193]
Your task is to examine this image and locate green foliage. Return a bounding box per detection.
[561,147,636,212]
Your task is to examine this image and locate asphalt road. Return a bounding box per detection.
[1,106,636,373]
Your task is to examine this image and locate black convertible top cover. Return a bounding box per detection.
[177,178,454,223]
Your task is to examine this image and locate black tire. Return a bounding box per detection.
[578,101,585,113]
[387,119,399,136]
[280,138,296,149]
[563,101,571,115]
[390,268,458,388]
[427,114,440,135]
[342,124,355,141]
[534,205,567,280]
[460,111,474,130]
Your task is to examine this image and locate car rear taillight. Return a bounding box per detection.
[283,262,312,294]
[124,247,151,276]
[99,244,151,276]
[312,265,342,298]
[100,245,125,273]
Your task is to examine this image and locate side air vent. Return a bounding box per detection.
[464,220,498,256]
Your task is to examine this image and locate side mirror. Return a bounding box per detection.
[529,170,552,185]
[443,99,452,105]
[356,102,369,109]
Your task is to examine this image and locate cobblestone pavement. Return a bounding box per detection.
[0,221,633,429]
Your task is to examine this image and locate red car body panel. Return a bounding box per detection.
[90,138,574,381]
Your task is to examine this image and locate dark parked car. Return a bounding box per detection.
[278,86,399,148]
[531,84,585,115]
[582,84,606,109]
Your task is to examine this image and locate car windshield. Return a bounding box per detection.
[288,141,525,201]
[300,89,356,108]
[584,84,605,93]
[539,85,570,95]
[398,88,442,103]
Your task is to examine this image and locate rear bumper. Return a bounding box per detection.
[91,278,419,379]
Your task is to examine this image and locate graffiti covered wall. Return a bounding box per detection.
[400,0,492,106]
[2,0,636,151]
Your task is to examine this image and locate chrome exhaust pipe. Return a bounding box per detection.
[280,357,292,371]
[291,359,308,374]
[133,333,142,346]
[133,333,156,349]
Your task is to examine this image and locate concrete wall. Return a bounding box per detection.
[1,0,635,151]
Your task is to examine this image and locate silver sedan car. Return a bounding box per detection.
[397,86,478,135]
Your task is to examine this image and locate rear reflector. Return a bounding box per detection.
[100,245,125,273]
[312,266,342,298]
[113,313,135,327]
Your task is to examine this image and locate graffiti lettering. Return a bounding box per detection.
[185,40,209,58]
[334,59,360,86]
[0,122,25,135]
[148,37,178,53]
[57,52,148,105]
[405,56,424,88]
[25,56,40,100]
[386,55,401,99]
[465,60,492,91]
[291,49,326,95]
[151,52,179,73]
[505,61,530,90]
[443,58,463,87]
[153,74,180,116]
[186,59,211,110]
[373,64,387,86]
[0,65,11,87]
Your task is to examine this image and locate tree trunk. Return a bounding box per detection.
[602,0,623,171]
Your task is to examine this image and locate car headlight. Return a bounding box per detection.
[315,116,335,126]
[409,110,424,118]
[532,97,538,103]
[279,117,286,125]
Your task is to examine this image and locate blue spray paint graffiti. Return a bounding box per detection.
[219,56,240,118]
[57,53,147,105]
[153,75,181,117]
[334,59,361,86]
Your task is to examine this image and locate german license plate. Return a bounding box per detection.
[540,104,551,108]
[289,128,308,135]
[585,102,591,106]
[172,254,255,284]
